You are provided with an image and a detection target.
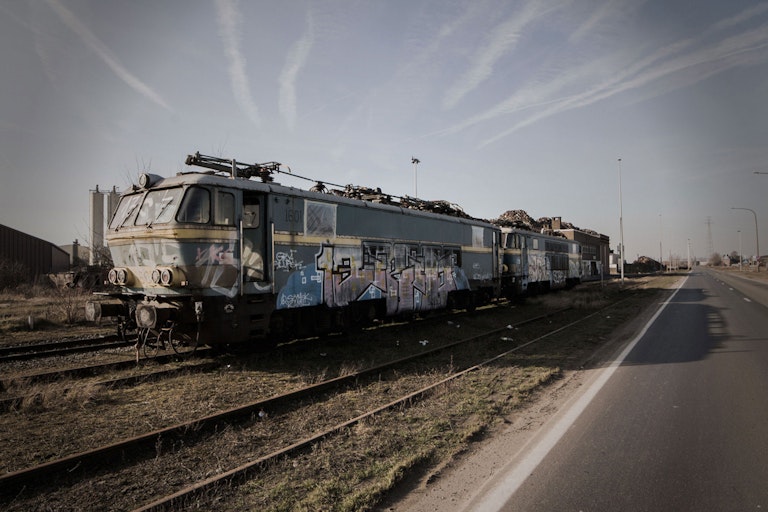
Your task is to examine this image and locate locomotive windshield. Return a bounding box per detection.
[110,186,216,229]
[135,188,184,226]
[109,193,143,229]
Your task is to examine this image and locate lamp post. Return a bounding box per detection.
[731,207,759,271]
[411,157,420,197]
[618,158,625,285]
[659,213,663,273]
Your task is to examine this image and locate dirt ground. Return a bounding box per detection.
[379,276,681,511]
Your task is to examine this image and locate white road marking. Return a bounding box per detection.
[468,276,688,512]
[744,297,752,302]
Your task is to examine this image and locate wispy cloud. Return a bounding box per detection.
[46,0,171,111]
[215,0,260,127]
[438,3,768,147]
[442,2,557,110]
[568,0,635,44]
[711,2,768,32]
[279,10,315,131]
[518,25,767,146]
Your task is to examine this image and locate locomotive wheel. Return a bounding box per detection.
[166,327,196,355]
[118,320,138,343]
[141,329,162,358]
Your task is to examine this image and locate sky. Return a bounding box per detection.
[2,0,768,263]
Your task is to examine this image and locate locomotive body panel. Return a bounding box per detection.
[269,193,499,316]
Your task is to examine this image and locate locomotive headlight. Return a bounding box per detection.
[152,266,185,286]
[138,172,162,189]
[108,268,133,286]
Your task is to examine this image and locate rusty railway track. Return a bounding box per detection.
[0,360,220,413]
[0,347,213,390]
[0,335,132,363]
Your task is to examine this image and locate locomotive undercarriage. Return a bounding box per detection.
[88,284,498,355]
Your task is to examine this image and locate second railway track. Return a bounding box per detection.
[0,335,133,363]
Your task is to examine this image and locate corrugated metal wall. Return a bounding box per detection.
[0,224,70,279]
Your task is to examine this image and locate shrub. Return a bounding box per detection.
[0,258,31,290]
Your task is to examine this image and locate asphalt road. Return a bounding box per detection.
[472,270,768,511]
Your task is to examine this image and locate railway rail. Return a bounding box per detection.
[0,335,132,363]
[0,360,219,413]
[0,347,214,389]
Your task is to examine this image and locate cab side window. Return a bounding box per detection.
[176,187,210,224]
[215,191,235,226]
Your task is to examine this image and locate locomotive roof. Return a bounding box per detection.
[500,225,573,242]
[134,171,498,230]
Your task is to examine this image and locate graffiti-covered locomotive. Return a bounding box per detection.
[87,153,505,349]
[500,227,583,297]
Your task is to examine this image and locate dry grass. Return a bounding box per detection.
[7,380,108,412]
[712,265,768,282]
[0,285,113,344]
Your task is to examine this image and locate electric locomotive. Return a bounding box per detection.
[500,227,582,296]
[87,152,502,350]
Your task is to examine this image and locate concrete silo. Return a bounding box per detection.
[89,186,105,266]
[107,186,120,225]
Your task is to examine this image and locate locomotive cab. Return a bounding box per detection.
[90,173,273,348]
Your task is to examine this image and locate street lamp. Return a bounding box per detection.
[659,213,663,273]
[731,207,760,271]
[618,158,625,285]
[411,157,420,197]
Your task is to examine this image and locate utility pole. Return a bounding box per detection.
[618,158,625,285]
[706,217,714,263]
[731,207,760,271]
[738,230,743,271]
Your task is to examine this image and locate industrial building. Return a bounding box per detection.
[0,185,119,286]
[550,216,611,279]
[0,224,70,282]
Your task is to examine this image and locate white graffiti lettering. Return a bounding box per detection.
[280,292,314,308]
[275,250,304,271]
